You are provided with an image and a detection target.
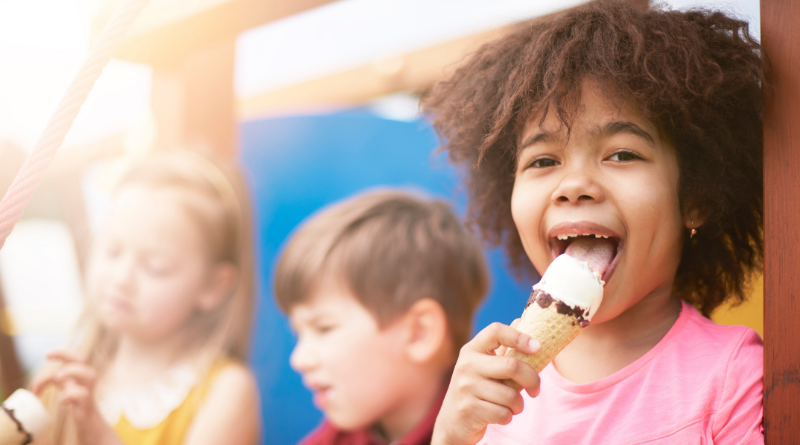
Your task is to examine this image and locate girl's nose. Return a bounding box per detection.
[551,166,605,204]
[109,255,137,291]
[289,337,318,373]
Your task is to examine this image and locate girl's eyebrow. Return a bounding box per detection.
[592,121,656,147]
[517,120,656,153]
[518,131,557,152]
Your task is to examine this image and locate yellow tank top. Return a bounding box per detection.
[112,360,232,445]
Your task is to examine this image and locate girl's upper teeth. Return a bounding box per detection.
[556,233,610,240]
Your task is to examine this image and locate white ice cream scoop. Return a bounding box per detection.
[2,389,50,441]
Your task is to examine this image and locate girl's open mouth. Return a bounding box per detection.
[549,224,624,283]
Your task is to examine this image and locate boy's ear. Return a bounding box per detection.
[197,263,239,312]
[402,298,449,364]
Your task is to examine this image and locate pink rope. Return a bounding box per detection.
[0,0,150,248]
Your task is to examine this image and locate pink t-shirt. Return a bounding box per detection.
[480,301,764,445]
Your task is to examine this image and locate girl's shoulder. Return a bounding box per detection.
[675,300,763,367]
[181,359,261,444]
[111,358,260,444]
[200,359,258,402]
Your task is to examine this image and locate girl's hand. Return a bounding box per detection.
[30,350,124,445]
[432,322,541,445]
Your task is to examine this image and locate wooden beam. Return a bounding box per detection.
[111,0,336,66]
[238,26,512,120]
[238,0,648,120]
[761,0,800,442]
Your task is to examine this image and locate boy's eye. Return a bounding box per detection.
[608,151,640,162]
[315,324,336,334]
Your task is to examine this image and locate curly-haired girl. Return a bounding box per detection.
[422,1,766,444]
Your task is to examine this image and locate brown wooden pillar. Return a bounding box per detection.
[761,0,800,442]
[0,282,24,396]
[151,39,237,158]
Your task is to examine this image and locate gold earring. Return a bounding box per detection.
[690,220,697,238]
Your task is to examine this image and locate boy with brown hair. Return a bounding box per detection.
[274,189,489,445]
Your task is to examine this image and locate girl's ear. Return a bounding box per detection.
[682,199,708,231]
[402,298,450,364]
[197,263,239,312]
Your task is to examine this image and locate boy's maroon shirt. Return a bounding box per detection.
[298,387,445,445]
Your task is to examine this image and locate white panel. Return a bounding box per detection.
[236,0,588,97]
[0,220,85,371]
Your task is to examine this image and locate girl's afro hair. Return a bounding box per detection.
[422,0,767,316]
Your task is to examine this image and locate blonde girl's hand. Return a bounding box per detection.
[30,350,124,445]
[432,322,541,445]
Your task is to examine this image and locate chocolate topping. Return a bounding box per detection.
[525,289,591,327]
[3,406,33,445]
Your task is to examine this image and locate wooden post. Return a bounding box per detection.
[0,279,24,396]
[761,0,800,442]
[150,39,236,157]
[107,0,340,159]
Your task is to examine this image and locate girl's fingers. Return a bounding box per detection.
[496,318,523,356]
[60,381,91,406]
[30,368,59,395]
[47,350,85,364]
[472,398,515,427]
[31,357,97,396]
[467,353,540,393]
[470,322,540,356]
[469,378,526,415]
[435,396,514,445]
[55,363,97,389]
[60,381,94,422]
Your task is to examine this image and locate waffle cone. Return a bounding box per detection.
[504,299,584,390]
[0,409,28,445]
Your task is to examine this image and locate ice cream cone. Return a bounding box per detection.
[502,252,607,391]
[504,290,586,390]
[0,407,31,445]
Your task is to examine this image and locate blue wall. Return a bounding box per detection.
[240,113,530,444]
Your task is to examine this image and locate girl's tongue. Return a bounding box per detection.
[564,237,615,277]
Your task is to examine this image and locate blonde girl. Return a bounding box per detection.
[31,150,261,445]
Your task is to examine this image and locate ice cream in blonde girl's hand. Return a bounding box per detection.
[423,1,766,444]
[29,151,261,445]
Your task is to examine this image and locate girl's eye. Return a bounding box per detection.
[144,261,172,276]
[528,158,560,169]
[105,243,121,259]
[608,151,640,162]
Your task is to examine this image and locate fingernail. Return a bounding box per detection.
[528,339,540,352]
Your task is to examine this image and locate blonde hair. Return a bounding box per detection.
[48,150,256,444]
[274,189,489,350]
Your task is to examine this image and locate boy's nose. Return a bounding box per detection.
[551,166,605,205]
[289,337,319,373]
